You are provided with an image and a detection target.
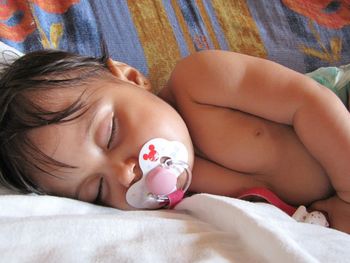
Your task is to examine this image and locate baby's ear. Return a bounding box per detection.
[106,58,151,91]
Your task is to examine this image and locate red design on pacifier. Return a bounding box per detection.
[143,144,159,162]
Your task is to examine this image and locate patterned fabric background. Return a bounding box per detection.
[1,0,350,92]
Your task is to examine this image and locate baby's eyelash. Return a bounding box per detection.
[94,177,104,204]
[107,116,117,149]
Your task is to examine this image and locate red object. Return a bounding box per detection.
[143,144,159,161]
[167,190,185,208]
[237,187,297,216]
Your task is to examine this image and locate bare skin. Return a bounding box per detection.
[29,50,350,233]
[159,50,350,233]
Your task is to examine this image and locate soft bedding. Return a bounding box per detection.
[1,1,350,262]
[1,193,350,262]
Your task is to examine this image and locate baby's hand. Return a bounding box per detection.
[310,195,350,234]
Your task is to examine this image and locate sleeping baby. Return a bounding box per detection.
[0,49,349,233]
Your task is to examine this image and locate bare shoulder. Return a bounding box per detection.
[168,50,297,104]
[170,50,250,88]
[173,49,252,69]
[171,50,269,78]
[167,50,247,102]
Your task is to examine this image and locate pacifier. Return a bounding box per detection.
[126,138,192,209]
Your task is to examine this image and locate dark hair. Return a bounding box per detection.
[0,49,110,194]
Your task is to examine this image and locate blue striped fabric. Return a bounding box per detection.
[89,0,149,76]
[202,1,229,50]
[162,0,191,57]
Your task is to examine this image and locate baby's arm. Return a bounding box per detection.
[170,50,350,204]
[310,195,350,233]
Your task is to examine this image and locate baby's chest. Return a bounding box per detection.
[185,104,332,204]
[184,104,290,174]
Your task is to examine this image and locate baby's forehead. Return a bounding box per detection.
[27,65,115,98]
[27,77,110,112]
[23,89,80,119]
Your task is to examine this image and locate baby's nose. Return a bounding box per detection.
[116,158,142,188]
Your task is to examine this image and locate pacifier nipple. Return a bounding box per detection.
[146,166,177,196]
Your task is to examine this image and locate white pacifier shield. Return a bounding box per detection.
[126,138,189,209]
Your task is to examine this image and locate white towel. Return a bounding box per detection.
[0,193,349,263]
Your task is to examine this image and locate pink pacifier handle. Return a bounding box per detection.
[168,190,185,208]
[145,166,177,196]
[237,187,297,216]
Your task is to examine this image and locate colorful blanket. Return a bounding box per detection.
[1,0,350,92]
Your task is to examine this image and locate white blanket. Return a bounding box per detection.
[0,190,349,263]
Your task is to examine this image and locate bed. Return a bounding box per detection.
[1,1,350,262]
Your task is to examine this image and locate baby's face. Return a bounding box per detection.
[28,73,194,210]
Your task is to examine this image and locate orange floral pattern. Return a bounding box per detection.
[0,0,80,43]
[0,0,35,42]
[282,0,350,29]
[32,0,80,14]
